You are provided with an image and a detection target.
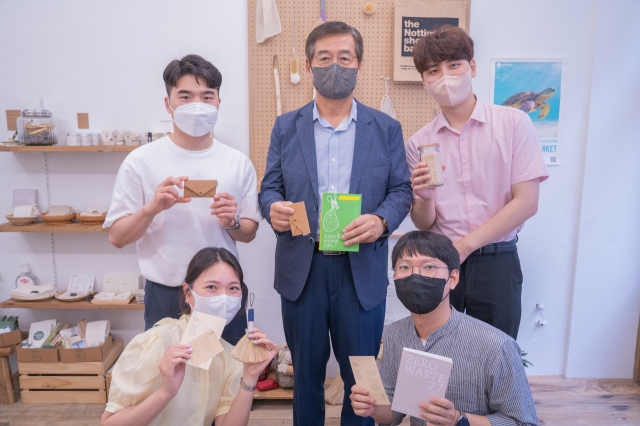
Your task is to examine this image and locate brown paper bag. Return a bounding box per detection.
[394,0,468,82]
[289,202,311,236]
[184,180,218,198]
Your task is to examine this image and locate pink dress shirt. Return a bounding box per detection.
[406,99,549,243]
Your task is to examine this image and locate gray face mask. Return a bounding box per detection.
[312,63,358,100]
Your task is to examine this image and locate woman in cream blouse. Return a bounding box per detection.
[101,247,278,426]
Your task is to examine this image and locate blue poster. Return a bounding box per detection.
[491,60,564,165]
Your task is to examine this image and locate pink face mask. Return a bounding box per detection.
[423,69,472,107]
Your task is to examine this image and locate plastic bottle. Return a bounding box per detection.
[15,263,37,287]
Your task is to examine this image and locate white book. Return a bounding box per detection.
[391,348,453,419]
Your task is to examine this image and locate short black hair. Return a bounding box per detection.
[179,247,243,314]
[305,21,364,64]
[162,54,222,96]
[391,231,460,272]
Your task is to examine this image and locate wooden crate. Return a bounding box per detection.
[18,338,123,404]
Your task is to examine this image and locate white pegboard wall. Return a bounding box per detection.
[248,0,471,178]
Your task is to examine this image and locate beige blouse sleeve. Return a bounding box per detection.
[215,348,244,418]
[105,329,165,414]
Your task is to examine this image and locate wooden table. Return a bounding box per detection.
[0,342,21,404]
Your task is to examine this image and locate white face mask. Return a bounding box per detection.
[189,288,242,324]
[423,69,472,107]
[168,101,218,137]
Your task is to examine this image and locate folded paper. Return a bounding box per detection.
[180,311,227,370]
[187,329,224,369]
[349,356,391,406]
[289,202,311,236]
[184,180,218,198]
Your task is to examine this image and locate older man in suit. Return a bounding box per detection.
[259,21,412,426]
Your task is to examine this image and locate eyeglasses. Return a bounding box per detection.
[393,262,449,279]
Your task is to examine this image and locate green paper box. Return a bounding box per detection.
[319,193,362,252]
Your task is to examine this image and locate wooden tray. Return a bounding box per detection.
[54,290,92,302]
[76,214,106,225]
[4,215,38,226]
[41,212,76,225]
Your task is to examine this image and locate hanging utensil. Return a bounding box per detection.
[273,55,282,116]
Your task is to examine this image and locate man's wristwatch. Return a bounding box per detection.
[222,214,241,231]
[456,411,470,426]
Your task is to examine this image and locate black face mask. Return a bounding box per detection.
[394,274,450,315]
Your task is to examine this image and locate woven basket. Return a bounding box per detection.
[76,214,107,225]
[41,212,76,224]
[5,214,38,226]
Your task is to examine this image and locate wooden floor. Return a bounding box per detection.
[0,376,639,425]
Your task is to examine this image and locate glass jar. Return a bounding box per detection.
[417,144,444,187]
[67,133,79,146]
[90,133,102,146]
[17,110,57,146]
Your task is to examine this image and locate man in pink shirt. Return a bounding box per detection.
[405,26,548,339]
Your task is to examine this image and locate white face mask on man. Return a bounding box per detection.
[423,69,473,107]
[189,288,242,324]
[168,101,219,137]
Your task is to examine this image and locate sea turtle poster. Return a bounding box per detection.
[491,59,565,165]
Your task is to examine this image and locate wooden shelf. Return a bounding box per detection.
[0,222,107,233]
[0,145,138,153]
[253,373,293,400]
[1,298,144,311]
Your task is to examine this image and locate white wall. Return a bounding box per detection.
[1,0,638,379]
[565,0,640,378]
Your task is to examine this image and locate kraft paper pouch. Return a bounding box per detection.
[289,202,311,236]
[184,180,218,198]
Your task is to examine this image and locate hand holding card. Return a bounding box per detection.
[289,202,311,236]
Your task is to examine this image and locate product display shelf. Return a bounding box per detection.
[0,222,107,233]
[0,145,138,153]
[0,298,144,311]
[18,338,124,404]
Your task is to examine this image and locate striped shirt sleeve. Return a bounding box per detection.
[484,340,538,426]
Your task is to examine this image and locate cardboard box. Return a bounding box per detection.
[60,334,113,363]
[0,329,22,347]
[16,346,60,363]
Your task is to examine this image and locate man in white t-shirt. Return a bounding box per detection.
[104,54,262,334]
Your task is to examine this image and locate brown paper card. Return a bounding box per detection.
[289,202,311,236]
[6,110,20,131]
[184,180,218,198]
[187,329,224,369]
[349,356,391,406]
[77,113,90,129]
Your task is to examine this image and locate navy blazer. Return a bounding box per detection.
[259,100,412,310]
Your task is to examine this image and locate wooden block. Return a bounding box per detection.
[0,354,17,404]
[20,375,105,390]
[5,110,20,131]
[21,389,106,404]
[77,113,89,129]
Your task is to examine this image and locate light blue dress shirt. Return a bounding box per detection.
[313,98,358,234]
